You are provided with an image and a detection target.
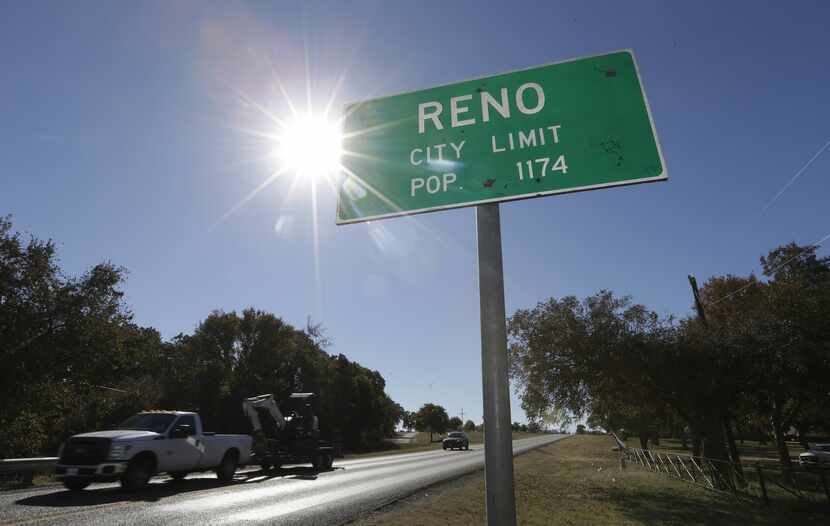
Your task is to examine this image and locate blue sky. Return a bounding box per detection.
[2,1,829,426]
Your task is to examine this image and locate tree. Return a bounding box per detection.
[507,289,738,471]
[414,403,449,442]
[526,420,542,433]
[0,216,404,457]
[698,244,830,470]
[508,292,677,449]
[401,411,415,431]
[448,416,463,430]
[0,216,162,457]
[758,244,830,467]
[463,420,476,432]
[576,424,586,434]
[541,407,572,432]
[507,241,830,485]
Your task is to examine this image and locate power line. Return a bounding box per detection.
[762,139,830,213]
[707,138,830,306]
[709,230,830,306]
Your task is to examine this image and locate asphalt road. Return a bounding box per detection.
[0,434,566,525]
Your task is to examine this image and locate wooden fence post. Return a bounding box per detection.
[756,466,769,505]
[788,468,801,497]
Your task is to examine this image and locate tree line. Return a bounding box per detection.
[0,216,401,458]
[403,403,539,441]
[399,404,475,440]
[508,242,830,473]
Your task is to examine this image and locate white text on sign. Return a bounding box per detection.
[417,83,546,134]
[408,80,569,198]
[411,173,457,196]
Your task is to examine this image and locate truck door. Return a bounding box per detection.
[162,415,203,472]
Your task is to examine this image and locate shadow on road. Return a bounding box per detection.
[15,466,333,508]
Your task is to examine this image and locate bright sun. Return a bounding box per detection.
[278,114,342,177]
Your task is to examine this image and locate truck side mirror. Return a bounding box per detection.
[171,424,193,439]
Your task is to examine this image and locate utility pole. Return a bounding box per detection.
[687,275,707,326]
[688,274,744,484]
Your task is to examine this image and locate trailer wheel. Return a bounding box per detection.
[216,450,239,482]
[63,478,90,491]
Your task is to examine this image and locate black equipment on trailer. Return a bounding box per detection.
[242,393,334,472]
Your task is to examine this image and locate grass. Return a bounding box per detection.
[623,438,829,504]
[344,431,542,459]
[353,435,828,525]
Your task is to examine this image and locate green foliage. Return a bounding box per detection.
[508,290,670,444]
[698,243,830,465]
[508,241,830,467]
[401,410,415,431]
[448,417,463,430]
[153,308,401,450]
[0,216,400,457]
[526,420,542,433]
[463,419,476,432]
[414,403,449,441]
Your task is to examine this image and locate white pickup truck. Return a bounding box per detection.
[799,443,830,467]
[55,411,252,491]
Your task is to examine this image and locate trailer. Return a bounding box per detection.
[242,393,335,472]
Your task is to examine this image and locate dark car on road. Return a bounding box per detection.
[442,431,469,451]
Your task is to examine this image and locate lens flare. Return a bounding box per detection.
[278,114,342,177]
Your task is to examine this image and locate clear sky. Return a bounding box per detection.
[2,1,829,426]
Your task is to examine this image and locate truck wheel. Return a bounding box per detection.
[63,478,90,491]
[312,453,324,472]
[464,444,469,451]
[216,451,238,482]
[122,457,153,491]
[325,454,334,470]
[169,472,188,481]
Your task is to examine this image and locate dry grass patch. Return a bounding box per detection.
[353,435,827,525]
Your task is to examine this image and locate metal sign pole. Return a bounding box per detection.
[476,202,517,526]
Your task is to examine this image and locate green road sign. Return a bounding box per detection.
[337,50,666,224]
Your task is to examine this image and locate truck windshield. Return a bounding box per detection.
[115,413,176,433]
